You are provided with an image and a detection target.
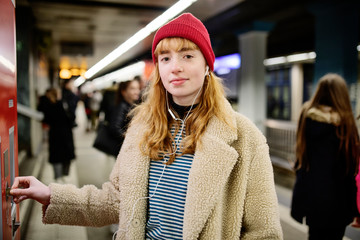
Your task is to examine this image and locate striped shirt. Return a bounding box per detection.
[145,125,194,240]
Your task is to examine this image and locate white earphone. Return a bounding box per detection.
[168,108,177,120]
[205,66,209,77]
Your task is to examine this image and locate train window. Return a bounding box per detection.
[266,67,291,120]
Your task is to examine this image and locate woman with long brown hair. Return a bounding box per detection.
[10,13,282,239]
[291,73,359,240]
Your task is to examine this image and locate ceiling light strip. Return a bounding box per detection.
[264,51,316,67]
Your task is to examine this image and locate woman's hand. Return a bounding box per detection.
[10,176,51,205]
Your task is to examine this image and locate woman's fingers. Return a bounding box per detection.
[10,176,51,205]
[11,176,32,189]
[13,195,28,204]
[10,188,29,197]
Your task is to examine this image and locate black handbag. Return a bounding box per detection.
[93,121,121,157]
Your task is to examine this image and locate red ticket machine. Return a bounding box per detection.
[0,0,21,239]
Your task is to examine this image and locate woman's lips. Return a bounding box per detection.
[171,79,186,86]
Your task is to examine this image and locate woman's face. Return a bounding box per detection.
[157,39,207,106]
[122,80,140,104]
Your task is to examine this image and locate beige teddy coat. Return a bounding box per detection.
[43,101,283,239]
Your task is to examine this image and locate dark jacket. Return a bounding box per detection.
[43,101,76,163]
[108,101,133,155]
[291,107,358,228]
[37,95,52,124]
[100,87,117,122]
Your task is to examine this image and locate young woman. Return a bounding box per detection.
[10,13,282,239]
[108,79,140,155]
[291,73,359,240]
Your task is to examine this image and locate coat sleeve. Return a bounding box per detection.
[42,156,122,227]
[241,143,283,239]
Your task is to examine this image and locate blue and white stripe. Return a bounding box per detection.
[145,125,194,240]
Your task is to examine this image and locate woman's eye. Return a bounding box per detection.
[184,54,193,59]
[160,56,170,62]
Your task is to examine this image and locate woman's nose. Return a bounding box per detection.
[171,58,183,73]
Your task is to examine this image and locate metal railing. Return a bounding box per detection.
[265,119,297,167]
[17,103,43,121]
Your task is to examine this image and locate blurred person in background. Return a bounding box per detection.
[61,78,79,128]
[37,88,54,140]
[291,73,360,240]
[89,90,103,130]
[133,75,147,104]
[82,91,92,132]
[108,79,140,155]
[99,81,118,122]
[37,88,76,182]
[92,80,140,158]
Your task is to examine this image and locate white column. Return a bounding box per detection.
[290,63,304,122]
[238,31,268,133]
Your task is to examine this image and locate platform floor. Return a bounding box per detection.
[22,102,360,240]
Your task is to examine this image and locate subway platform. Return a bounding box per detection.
[19,102,360,240]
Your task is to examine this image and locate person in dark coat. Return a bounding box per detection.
[108,79,140,156]
[291,73,360,240]
[38,87,76,181]
[61,78,79,128]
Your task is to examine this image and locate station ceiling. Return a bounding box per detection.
[16,0,358,79]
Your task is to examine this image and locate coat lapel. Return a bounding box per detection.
[118,101,239,239]
[117,124,150,238]
[183,103,239,239]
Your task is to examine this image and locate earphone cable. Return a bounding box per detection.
[113,83,204,239]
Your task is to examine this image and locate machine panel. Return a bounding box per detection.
[0,0,20,239]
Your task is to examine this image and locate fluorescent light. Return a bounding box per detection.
[263,56,286,66]
[264,51,317,66]
[308,51,316,59]
[286,52,316,62]
[75,76,86,87]
[91,61,145,89]
[287,53,310,62]
[84,0,197,80]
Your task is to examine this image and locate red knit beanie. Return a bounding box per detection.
[152,13,215,71]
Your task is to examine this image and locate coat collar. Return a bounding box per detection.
[183,100,239,239]
[306,105,341,126]
[119,100,239,239]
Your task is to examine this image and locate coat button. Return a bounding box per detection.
[131,218,140,228]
